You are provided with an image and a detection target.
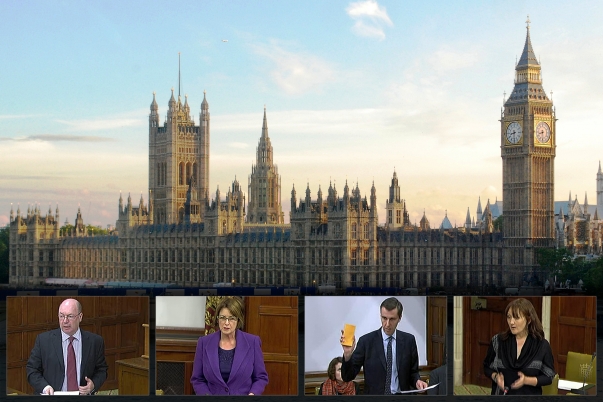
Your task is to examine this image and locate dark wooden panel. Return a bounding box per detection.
[259,314,293,354]
[7,367,25,396]
[7,297,23,327]
[427,296,447,366]
[245,296,298,395]
[117,357,149,395]
[264,361,294,395]
[7,333,23,364]
[549,296,596,378]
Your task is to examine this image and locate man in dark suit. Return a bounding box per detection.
[26,298,108,395]
[340,297,427,394]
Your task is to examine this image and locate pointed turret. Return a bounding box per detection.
[389,169,400,203]
[168,88,176,109]
[291,184,297,212]
[10,203,14,223]
[465,207,471,228]
[420,210,430,231]
[201,90,209,110]
[440,210,452,230]
[343,180,350,205]
[517,16,539,68]
[261,105,269,139]
[476,197,483,222]
[150,91,158,112]
[305,182,311,204]
[598,161,603,214]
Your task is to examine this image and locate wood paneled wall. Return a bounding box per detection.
[427,296,447,366]
[245,296,298,395]
[549,296,597,378]
[6,296,149,394]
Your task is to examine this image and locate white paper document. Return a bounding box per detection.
[395,383,439,394]
[558,379,587,391]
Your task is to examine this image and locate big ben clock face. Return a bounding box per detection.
[535,121,551,143]
[505,122,522,144]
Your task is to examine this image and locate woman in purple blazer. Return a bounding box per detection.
[191,297,269,395]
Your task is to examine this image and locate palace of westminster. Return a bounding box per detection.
[9,23,603,289]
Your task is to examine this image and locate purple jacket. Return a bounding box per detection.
[191,330,269,395]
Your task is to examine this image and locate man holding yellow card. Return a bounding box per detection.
[339,297,427,395]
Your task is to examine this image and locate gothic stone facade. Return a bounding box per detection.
[9,24,562,289]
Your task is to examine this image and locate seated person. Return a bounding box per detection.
[319,357,359,395]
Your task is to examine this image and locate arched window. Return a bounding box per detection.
[351,223,357,240]
[179,162,185,185]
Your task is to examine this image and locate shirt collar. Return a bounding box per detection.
[381,328,396,341]
[61,328,81,342]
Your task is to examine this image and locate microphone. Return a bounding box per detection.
[580,352,596,395]
[503,386,509,395]
[572,352,596,395]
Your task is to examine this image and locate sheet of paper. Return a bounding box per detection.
[395,383,439,394]
[558,379,586,391]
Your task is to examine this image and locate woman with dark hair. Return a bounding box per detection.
[319,357,359,395]
[483,298,556,395]
[191,297,268,395]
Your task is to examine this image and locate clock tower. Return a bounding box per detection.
[501,17,556,284]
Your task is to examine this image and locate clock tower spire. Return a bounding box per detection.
[501,17,556,285]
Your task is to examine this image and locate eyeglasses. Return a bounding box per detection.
[218,315,238,323]
[58,314,80,321]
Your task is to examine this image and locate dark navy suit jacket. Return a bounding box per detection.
[341,329,420,394]
[191,330,269,395]
[26,329,108,394]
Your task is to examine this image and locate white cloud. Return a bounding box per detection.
[346,0,393,40]
[55,109,146,131]
[0,114,45,120]
[252,42,335,95]
[228,142,249,149]
[0,134,116,142]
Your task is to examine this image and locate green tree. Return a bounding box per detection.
[536,247,574,283]
[583,258,603,297]
[0,225,9,283]
[493,215,503,231]
[59,224,109,236]
[86,224,109,236]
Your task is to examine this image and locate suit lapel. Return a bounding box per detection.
[206,332,224,385]
[228,330,249,384]
[52,329,66,377]
[395,330,404,372]
[80,330,90,385]
[376,330,386,370]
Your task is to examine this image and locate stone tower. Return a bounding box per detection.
[597,161,603,213]
[501,18,556,283]
[385,169,409,229]
[247,107,284,224]
[148,89,210,224]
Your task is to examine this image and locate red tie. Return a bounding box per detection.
[67,336,78,391]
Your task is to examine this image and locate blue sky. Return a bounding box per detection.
[2,0,603,228]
